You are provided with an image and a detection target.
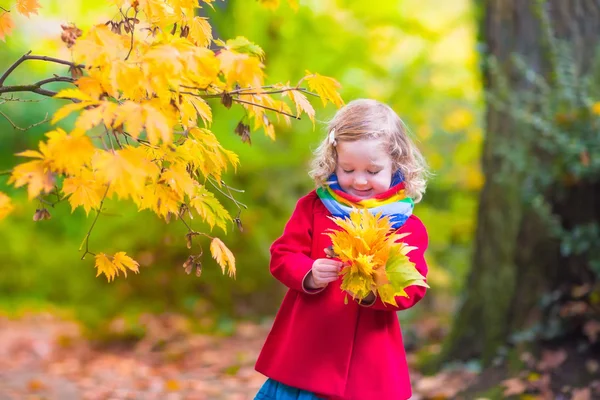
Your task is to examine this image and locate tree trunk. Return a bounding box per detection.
[440,0,600,364]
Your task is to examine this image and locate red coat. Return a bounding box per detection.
[255,191,429,400]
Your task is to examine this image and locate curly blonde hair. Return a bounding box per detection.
[309,99,429,203]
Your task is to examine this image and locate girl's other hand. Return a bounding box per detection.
[306,258,343,289]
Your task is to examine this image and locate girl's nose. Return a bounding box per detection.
[354,176,368,185]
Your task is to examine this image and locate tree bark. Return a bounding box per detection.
[440,0,600,364]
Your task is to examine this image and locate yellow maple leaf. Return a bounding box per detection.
[218,50,264,89]
[138,182,182,219]
[210,237,236,277]
[112,252,140,277]
[95,253,118,282]
[304,71,344,108]
[189,184,231,232]
[94,252,140,281]
[44,129,96,175]
[16,0,41,18]
[187,16,212,47]
[51,102,92,125]
[161,163,197,197]
[62,172,106,215]
[0,11,15,42]
[8,159,55,200]
[285,85,315,123]
[92,146,160,200]
[0,192,14,220]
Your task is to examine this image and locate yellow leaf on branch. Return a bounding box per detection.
[210,237,236,277]
[92,146,160,200]
[8,160,55,200]
[95,253,117,282]
[112,252,140,276]
[0,192,14,220]
[189,185,231,232]
[304,71,344,108]
[283,83,315,123]
[138,181,182,220]
[95,252,140,281]
[187,16,213,47]
[218,49,265,89]
[62,172,106,215]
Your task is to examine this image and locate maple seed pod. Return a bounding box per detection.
[234,217,244,232]
[33,208,51,222]
[183,256,195,275]
[234,122,251,145]
[221,93,233,109]
[195,263,202,277]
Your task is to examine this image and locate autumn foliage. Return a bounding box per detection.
[0,0,342,281]
[325,209,428,306]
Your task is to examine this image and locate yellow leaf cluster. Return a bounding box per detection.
[6,0,343,282]
[326,209,428,306]
[0,192,14,220]
[95,252,140,282]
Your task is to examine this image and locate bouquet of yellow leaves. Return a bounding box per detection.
[325,209,429,306]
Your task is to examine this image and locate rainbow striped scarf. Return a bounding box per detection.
[316,172,414,229]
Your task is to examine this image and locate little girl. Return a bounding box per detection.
[254,99,429,400]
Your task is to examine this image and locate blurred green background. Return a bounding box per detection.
[0,0,481,337]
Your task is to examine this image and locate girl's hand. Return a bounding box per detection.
[306,258,343,289]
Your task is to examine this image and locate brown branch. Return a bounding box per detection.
[0,76,75,97]
[0,111,50,131]
[0,85,58,97]
[0,51,84,87]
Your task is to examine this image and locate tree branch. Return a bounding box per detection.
[0,51,84,87]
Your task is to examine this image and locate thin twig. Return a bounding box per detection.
[0,169,13,176]
[0,111,50,131]
[80,185,110,260]
[180,85,318,99]
[232,98,300,119]
[122,9,138,61]
[207,177,248,209]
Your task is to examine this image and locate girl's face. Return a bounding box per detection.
[335,138,393,199]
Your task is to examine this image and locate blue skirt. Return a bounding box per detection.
[255,378,322,400]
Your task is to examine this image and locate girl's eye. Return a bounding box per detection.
[342,169,354,173]
[368,170,381,175]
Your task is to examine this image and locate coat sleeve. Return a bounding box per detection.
[269,192,319,293]
[359,216,429,311]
